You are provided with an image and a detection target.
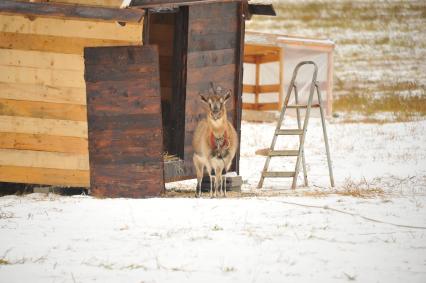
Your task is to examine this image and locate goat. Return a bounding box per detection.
[192,82,238,197]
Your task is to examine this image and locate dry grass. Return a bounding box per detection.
[163,152,180,162]
[302,187,384,198]
[247,1,426,120]
[333,94,426,121]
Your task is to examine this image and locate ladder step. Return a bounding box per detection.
[263,171,296,178]
[276,129,303,135]
[286,103,320,109]
[269,150,299,156]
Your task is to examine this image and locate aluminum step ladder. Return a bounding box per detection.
[257,61,335,189]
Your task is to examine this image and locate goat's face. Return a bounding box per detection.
[200,83,231,121]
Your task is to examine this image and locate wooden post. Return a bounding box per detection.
[278,47,284,110]
[255,55,260,110]
[326,50,334,116]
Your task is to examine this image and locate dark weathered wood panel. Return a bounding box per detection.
[183,2,241,178]
[189,17,238,35]
[186,2,238,19]
[87,91,161,116]
[187,49,236,68]
[186,64,236,85]
[84,46,156,66]
[188,32,237,52]
[85,45,164,198]
[90,164,163,198]
[0,0,145,23]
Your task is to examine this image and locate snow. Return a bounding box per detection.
[1,117,426,282]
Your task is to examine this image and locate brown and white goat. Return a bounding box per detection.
[192,83,238,197]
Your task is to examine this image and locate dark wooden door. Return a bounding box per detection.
[84,45,164,198]
[183,2,244,178]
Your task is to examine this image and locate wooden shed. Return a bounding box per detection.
[0,0,274,197]
[243,31,335,115]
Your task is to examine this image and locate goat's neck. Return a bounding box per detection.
[207,110,228,137]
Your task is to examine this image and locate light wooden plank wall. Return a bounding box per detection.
[0,11,143,187]
[48,0,124,8]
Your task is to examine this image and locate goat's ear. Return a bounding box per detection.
[199,92,209,104]
[224,89,232,103]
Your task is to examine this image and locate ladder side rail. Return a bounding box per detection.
[291,62,318,189]
[316,83,335,187]
[294,84,308,186]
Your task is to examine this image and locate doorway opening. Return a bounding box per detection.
[145,7,188,161]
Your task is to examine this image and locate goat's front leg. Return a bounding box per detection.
[215,167,223,198]
[223,173,227,197]
[205,164,213,198]
[193,154,204,197]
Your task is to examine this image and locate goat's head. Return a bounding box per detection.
[199,82,231,120]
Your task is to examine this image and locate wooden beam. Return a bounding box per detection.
[243,102,280,111]
[0,149,89,170]
[279,48,284,109]
[0,82,86,105]
[0,0,144,23]
[259,53,280,64]
[0,98,87,121]
[243,84,255,93]
[0,14,142,41]
[259,84,279,93]
[245,44,280,56]
[0,32,141,55]
[326,51,334,116]
[0,132,88,154]
[0,49,83,71]
[131,0,241,8]
[0,65,85,88]
[0,115,87,138]
[0,165,89,187]
[243,84,280,93]
[255,55,260,105]
[244,55,256,64]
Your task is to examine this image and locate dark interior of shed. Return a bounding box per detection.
[146,8,188,161]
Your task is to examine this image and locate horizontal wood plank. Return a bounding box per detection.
[0,49,83,71]
[189,16,237,36]
[187,2,238,19]
[243,84,280,93]
[0,165,89,187]
[187,64,236,85]
[187,48,236,68]
[188,32,237,52]
[48,0,123,7]
[0,14,142,41]
[0,115,87,138]
[0,82,86,105]
[84,45,157,66]
[87,93,161,116]
[0,32,141,54]
[0,148,89,170]
[0,98,87,121]
[0,132,88,154]
[0,1,144,23]
[90,164,163,198]
[242,102,280,111]
[0,65,85,88]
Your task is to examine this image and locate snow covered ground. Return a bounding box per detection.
[1,117,425,282]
